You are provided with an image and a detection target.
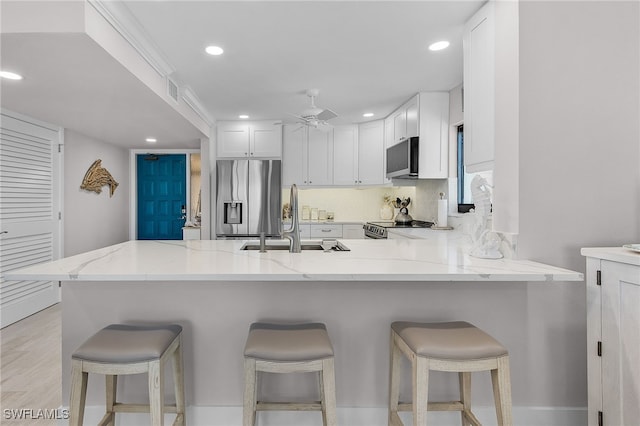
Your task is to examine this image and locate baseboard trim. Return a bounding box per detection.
[72,405,586,425]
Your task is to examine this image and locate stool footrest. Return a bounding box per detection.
[110,403,179,413]
[256,401,322,411]
[394,402,481,426]
[398,401,464,411]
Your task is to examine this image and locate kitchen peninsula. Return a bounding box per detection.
[7,236,582,425]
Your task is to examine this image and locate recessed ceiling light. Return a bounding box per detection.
[0,71,23,80]
[145,138,157,143]
[428,41,450,51]
[238,114,249,119]
[205,45,224,56]
[363,113,374,118]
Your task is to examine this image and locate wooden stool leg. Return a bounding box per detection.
[148,360,165,426]
[458,372,471,426]
[171,338,186,426]
[69,359,88,426]
[321,357,337,426]
[243,358,257,426]
[105,375,117,426]
[389,332,403,426]
[412,356,429,426]
[491,356,513,426]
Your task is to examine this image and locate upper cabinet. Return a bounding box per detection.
[357,120,386,184]
[333,125,359,185]
[384,93,449,179]
[282,125,333,187]
[333,121,385,186]
[217,120,282,158]
[463,1,495,172]
[388,95,419,147]
[417,92,449,179]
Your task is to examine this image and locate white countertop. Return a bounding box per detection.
[581,246,640,266]
[7,235,583,282]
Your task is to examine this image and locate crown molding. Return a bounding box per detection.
[87,0,175,78]
[182,87,214,127]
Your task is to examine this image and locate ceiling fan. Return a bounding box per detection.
[289,89,338,130]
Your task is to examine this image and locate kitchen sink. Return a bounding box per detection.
[240,240,349,252]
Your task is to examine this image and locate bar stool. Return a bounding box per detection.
[389,321,512,426]
[243,322,337,426]
[69,324,186,426]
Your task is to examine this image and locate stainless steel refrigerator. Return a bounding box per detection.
[216,159,282,239]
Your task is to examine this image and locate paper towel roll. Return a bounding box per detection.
[437,199,448,228]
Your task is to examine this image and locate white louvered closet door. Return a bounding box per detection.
[0,111,61,328]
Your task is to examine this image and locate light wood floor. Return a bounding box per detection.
[0,304,61,425]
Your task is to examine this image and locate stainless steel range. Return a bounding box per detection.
[363,220,434,239]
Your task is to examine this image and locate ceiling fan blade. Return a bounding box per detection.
[317,109,338,122]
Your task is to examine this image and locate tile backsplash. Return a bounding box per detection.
[282,179,449,223]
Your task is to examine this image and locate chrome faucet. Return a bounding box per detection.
[282,184,301,253]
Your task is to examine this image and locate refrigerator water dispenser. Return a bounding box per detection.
[224,202,243,224]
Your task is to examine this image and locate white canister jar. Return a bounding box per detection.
[380,204,393,220]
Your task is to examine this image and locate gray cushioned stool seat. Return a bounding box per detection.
[244,322,334,362]
[391,321,507,361]
[72,324,183,364]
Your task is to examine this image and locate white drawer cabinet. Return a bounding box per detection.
[342,224,364,239]
[299,224,311,239]
[310,224,342,238]
[582,248,640,426]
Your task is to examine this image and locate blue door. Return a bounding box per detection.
[137,154,186,240]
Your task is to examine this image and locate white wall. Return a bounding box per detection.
[516,0,640,407]
[64,130,129,256]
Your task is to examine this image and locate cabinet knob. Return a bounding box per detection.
[250,152,254,156]
[359,180,362,184]
[244,152,248,156]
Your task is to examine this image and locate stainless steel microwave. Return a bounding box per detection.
[386,137,419,178]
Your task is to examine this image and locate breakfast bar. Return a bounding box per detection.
[7,236,583,425]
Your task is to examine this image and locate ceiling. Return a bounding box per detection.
[0,32,206,149]
[0,1,484,148]
[123,0,484,125]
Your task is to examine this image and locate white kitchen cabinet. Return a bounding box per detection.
[357,120,385,184]
[299,224,311,239]
[384,115,394,148]
[307,127,333,186]
[463,1,495,172]
[217,120,282,158]
[405,96,419,139]
[332,125,359,185]
[582,248,640,426]
[282,125,306,186]
[310,223,342,238]
[417,92,449,179]
[332,121,385,186]
[342,224,364,239]
[388,95,419,147]
[282,125,333,187]
[383,93,449,179]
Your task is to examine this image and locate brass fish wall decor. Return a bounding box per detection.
[80,159,119,197]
